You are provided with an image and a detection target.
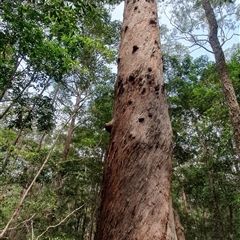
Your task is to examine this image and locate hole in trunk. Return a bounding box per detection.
[132,45,139,54]
[128,75,135,85]
[148,80,153,85]
[154,85,160,91]
[149,19,157,25]
[141,88,146,95]
[161,84,165,93]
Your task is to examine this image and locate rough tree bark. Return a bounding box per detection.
[202,0,240,161]
[96,1,184,239]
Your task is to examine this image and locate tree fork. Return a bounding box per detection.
[96,1,183,239]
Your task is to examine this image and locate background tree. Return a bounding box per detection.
[0,0,121,239]
[165,52,240,239]
[160,0,240,160]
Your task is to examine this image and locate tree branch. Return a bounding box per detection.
[6,214,36,231]
[0,116,73,238]
[162,6,213,53]
[35,205,85,240]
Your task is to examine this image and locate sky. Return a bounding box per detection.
[111,1,124,21]
[111,1,239,60]
[110,1,212,58]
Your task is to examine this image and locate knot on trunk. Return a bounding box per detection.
[105,119,114,133]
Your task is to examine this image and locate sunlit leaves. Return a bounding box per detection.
[0,0,120,238]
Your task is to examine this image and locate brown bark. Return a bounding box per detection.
[182,187,188,213]
[208,171,224,240]
[173,208,185,240]
[62,89,82,161]
[96,1,183,239]
[202,0,240,161]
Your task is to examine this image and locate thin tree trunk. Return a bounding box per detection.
[0,72,36,120]
[13,129,23,146]
[89,207,95,240]
[208,171,224,240]
[81,210,87,240]
[0,56,23,102]
[96,1,183,239]
[173,208,185,240]
[1,128,24,175]
[57,89,84,191]
[182,187,188,213]
[37,85,60,151]
[37,132,46,151]
[202,0,240,161]
[228,205,233,240]
[62,89,82,161]
[8,186,28,240]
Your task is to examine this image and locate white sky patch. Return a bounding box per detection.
[111,1,124,21]
[111,1,239,61]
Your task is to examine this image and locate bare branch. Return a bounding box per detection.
[0,55,24,101]
[162,6,213,54]
[6,214,36,231]
[35,204,85,240]
[221,33,240,47]
[0,72,37,120]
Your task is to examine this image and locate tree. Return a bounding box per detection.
[160,0,240,160]
[96,1,183,239]
[0,0,121,238]
[201,0,240,161]
[165,52,240,239]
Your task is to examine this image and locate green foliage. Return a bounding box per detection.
[0,0,121,125]
[166,52,240,239]
[1,0,239,239]
[0,0,120,239]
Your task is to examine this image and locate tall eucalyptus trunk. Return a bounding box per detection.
[96,1,183,239]
[202,0,240,161]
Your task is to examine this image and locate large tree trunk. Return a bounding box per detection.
[202,0,240,161]
[96,1,182,239]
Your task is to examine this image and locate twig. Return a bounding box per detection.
[35,204,85,240]
[6,214,36,231]
[162,5,214,54]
